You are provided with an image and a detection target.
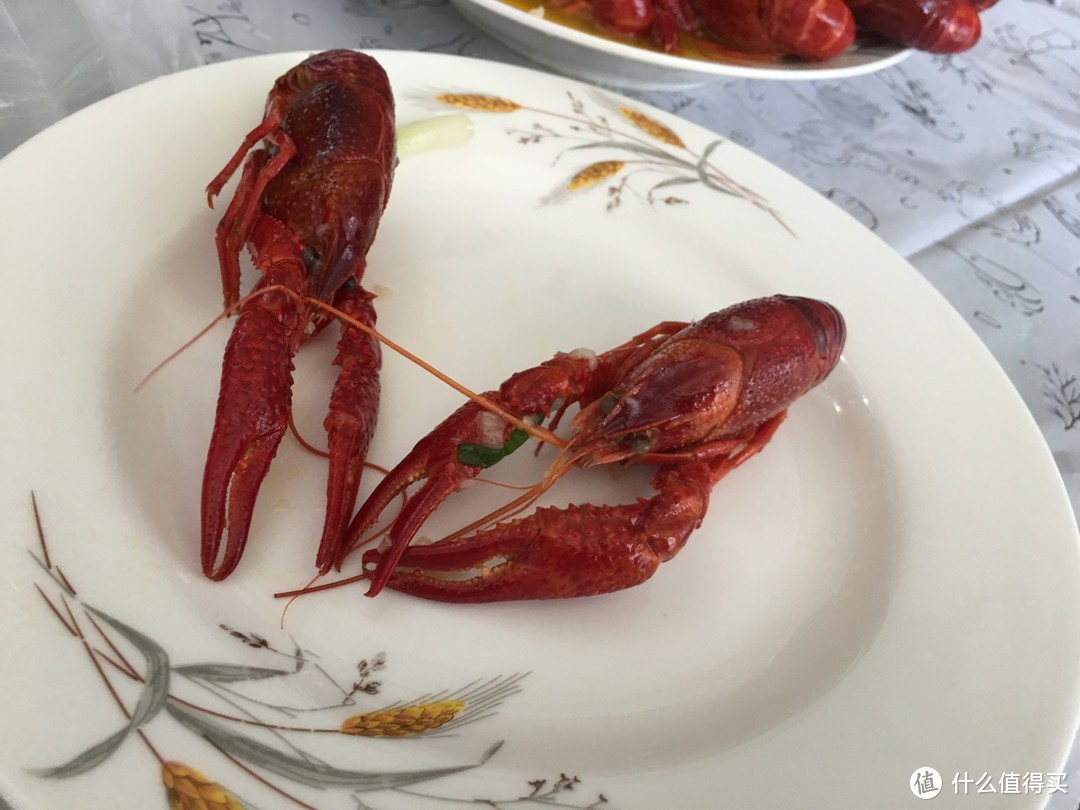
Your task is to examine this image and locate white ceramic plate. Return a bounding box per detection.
[450,0,910,89]
[0,51,1077,810]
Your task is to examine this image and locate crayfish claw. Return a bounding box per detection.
[202,437,281,580]
[356,469,465,595]
[361,503,659,603]
[200,242,306,580]
[315,287,382,572]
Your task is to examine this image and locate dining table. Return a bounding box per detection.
[1,0,1078,807]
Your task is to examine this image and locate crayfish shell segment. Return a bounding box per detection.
[577,339,747,465]
[568,295,846,467]
[693,296,845,435]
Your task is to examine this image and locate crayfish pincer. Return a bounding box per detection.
[325,295,845,603]
[201,50,396,580]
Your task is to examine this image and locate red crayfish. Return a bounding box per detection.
[201,50,396,580]
[580,0,986,61]
[311,295,845,602]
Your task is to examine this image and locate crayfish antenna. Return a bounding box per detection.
[134,283,308,394]
[287,409,330,458]
[133,306,236,393]
[277,570,321,627]
[301,297,568,451]
[436,450,579,544]
[274,571,372,602]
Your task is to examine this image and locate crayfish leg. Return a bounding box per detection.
[212,149,265,308]
[316,284,382,572]
[206,95,288,204]
[209,104,298,308]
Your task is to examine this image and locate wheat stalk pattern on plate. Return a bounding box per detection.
[421,87,790,232]
[27,493,616,810]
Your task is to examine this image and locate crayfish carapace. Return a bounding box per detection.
[299,294,846,603]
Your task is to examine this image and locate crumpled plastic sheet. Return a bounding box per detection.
[0,0,202,157]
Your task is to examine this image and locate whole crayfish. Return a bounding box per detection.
[320,295,845,603]
[201,50,396,580]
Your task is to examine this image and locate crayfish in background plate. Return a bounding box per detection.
[550,0,992,62]
[298,295,845,603]
[200,50,396,581]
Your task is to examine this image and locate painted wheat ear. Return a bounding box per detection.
[162,762,244,810]
[539,160,626,205]
[619,107,685,148]
[434,93,521,112]
[567,160,625,191]
[340,699,467,737]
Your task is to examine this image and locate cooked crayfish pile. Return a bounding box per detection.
[199,50,847,602]
[546,0,995,62]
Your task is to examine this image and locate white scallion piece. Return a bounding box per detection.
[396,113,476,159]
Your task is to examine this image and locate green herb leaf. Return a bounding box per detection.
[457,427,531,468]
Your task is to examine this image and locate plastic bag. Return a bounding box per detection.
[0,0,202,156]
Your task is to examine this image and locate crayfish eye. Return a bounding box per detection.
[599,394,620,415]
[300,247,319,274]
[627,434,653,455]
